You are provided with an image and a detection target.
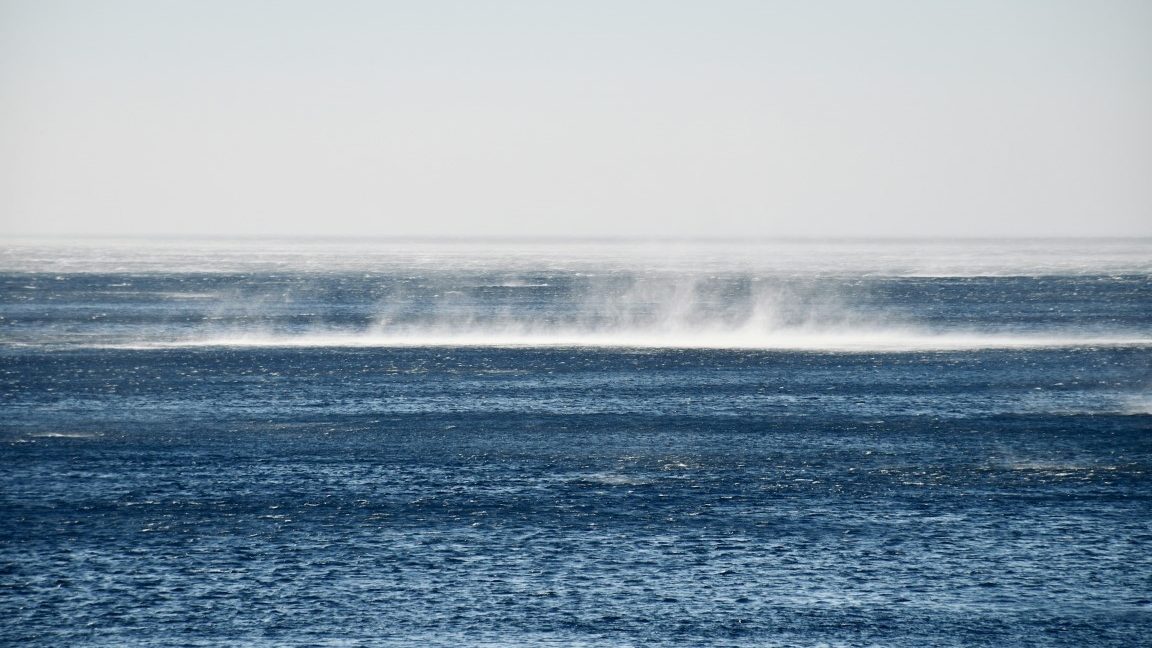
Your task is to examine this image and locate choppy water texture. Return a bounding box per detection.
[2,239,1151,647]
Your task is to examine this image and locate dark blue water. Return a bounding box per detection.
[2,241,1150,646]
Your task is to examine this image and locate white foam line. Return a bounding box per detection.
[90,331,1152,352]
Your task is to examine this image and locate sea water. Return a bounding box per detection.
[2,239,1150,646]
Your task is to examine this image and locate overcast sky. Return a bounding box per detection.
[1,0,1149,239]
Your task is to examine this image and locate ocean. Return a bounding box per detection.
[2,238,1150,647]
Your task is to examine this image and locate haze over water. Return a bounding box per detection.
[3,238,1150,352]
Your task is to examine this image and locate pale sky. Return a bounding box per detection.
[1,0,1150,238]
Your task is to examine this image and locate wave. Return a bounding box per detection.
[97,328,1152,352]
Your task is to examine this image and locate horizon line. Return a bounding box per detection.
[4,233,1150,245]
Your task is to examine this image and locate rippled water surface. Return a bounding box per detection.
[2,240,1150,646]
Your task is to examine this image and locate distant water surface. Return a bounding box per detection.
[1,239,1150,646]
